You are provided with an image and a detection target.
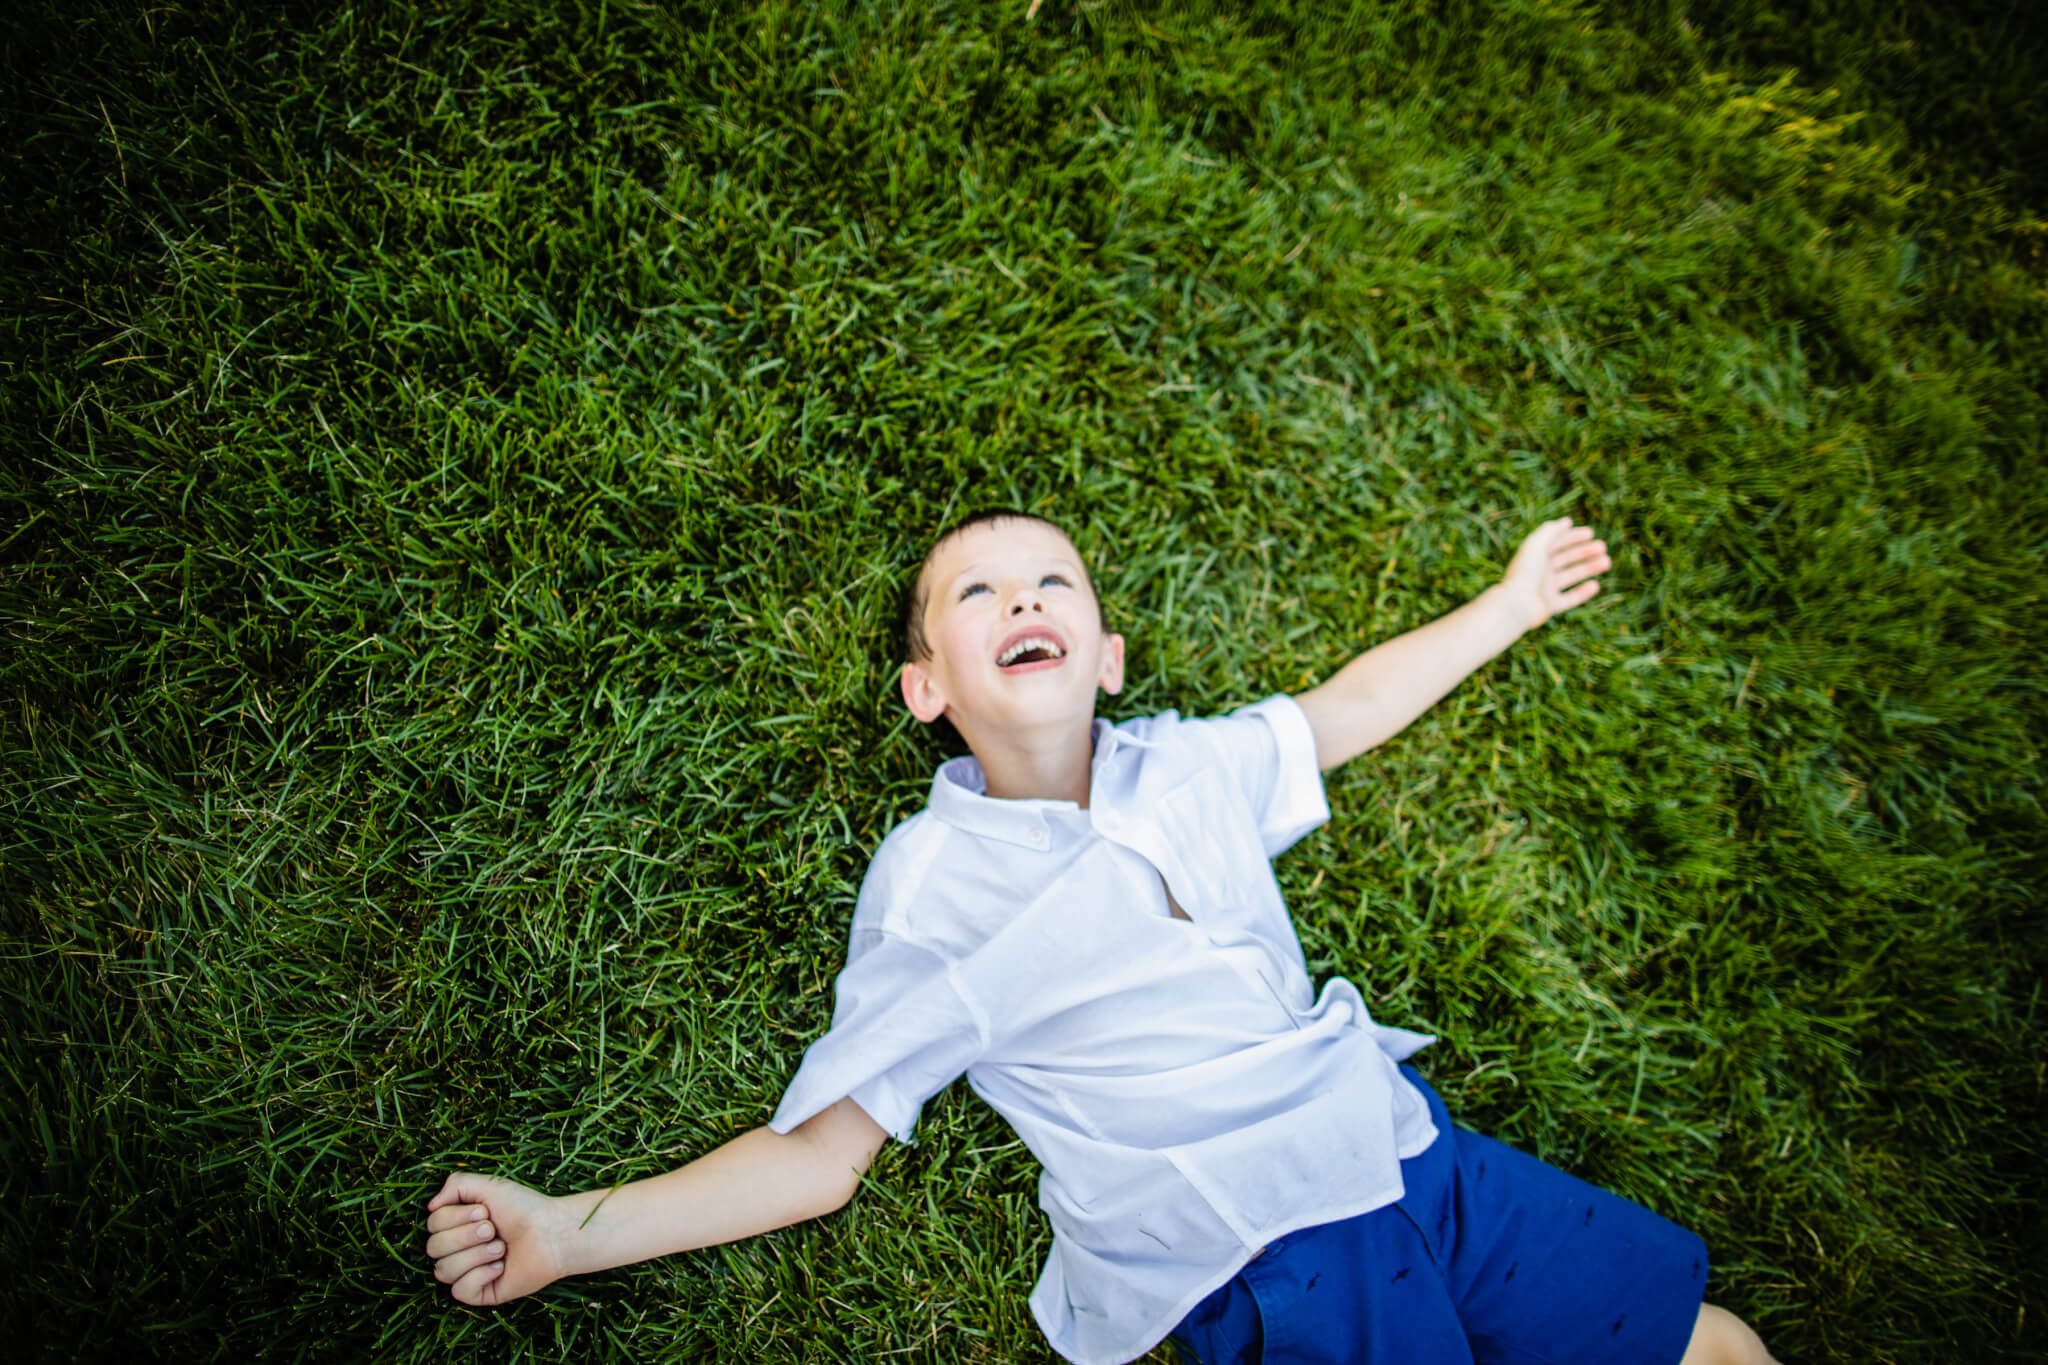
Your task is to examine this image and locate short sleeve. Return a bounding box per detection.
[767,927,988,1144]
[1187,693,1331,857]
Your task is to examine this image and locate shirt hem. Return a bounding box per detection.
[1038,1181,1412,1365]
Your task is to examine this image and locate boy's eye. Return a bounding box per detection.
[1040,574,1071,588]
[958,582,991,601]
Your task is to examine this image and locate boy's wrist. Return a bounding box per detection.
[1483,581,1538,640]
[545,1190,599,1279]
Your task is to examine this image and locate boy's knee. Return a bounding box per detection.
[1679,1303,1777,1365]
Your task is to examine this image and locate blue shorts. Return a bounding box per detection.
[1172,1067,1709,1365]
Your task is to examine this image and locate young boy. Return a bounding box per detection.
[425,511,1776,1365]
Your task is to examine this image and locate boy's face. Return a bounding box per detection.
[901,518,1125,742]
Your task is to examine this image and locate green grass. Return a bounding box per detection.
[3,0,2043,1360]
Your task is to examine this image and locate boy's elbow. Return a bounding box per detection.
[794,1150,870,1225]
[791,1097,889,1218]
[815,1165,863,1217]
[1295,682,1377,772]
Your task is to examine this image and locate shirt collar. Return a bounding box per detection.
[929,718,1157,849]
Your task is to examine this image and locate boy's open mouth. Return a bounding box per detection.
[996,631,1067,670]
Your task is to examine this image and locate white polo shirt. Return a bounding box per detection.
[769,695,1439,1365]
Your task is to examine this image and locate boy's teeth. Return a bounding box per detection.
[998,636,1064,665]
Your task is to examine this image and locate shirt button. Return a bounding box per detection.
[1028,826,1047,847]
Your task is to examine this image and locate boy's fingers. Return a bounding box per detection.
[426,1218,497,1261]
[435,1238,506,1285]
[1554,542,1609,576]
[452,1258,507,1306]
[425,1217,497,1260]
[426,1203,488,1236]
[1527,518,1582,556]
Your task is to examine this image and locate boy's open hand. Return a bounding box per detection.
[1499,517,1612,632]
[425,1171,564,1307]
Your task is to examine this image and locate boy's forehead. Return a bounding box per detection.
[925,518,1088,585]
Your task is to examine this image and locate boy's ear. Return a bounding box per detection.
[1098,632,1126,696]
[900,660,948,723]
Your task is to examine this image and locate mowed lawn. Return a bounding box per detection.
[3,1,2043,1360]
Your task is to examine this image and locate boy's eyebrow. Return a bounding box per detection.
[939,553,1087,591]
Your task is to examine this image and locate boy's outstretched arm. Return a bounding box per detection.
[1295,518,1612,771]
[423,1096,887,1306]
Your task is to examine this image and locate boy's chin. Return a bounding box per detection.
[958,688,1101,734]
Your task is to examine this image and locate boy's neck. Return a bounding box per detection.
[961,714,1098,808]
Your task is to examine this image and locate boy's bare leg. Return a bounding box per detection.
[1680,1303,1778,1365]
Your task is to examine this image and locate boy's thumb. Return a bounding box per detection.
[427,1169,493,1210]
